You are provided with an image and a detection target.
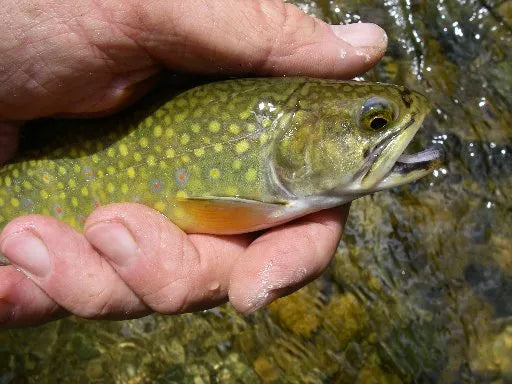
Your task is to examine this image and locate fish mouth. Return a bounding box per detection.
[371,147,442,190]
[359,113,442,191]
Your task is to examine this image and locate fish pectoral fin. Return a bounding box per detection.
[176,196,288,235]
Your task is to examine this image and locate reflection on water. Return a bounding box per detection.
[1,0,511,382]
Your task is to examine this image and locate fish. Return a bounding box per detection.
[0,77,440,241]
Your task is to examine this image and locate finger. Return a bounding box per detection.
[0,266,66,328]
[228,205,349,314]
[84,203,252,314]
[0,215,148,320]
[122,0,387,77]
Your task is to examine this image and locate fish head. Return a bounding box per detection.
[273,80,441,201]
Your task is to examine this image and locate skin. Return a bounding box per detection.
[0,0,387,328]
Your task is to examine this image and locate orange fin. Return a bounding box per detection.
[176,196,288,235]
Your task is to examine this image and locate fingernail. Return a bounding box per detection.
[0,231,51,278]
[330,23,388,48]
[86,222,139,267]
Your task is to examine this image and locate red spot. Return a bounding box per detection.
[56,207,62,214]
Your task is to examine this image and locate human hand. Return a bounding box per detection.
[0,0,387,327]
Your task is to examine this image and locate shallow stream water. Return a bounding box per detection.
[1,0,511,382]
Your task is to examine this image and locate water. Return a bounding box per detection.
[1,0,511,382]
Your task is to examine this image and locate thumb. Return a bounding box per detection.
[120,0,387,78]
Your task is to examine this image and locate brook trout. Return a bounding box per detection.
[0,77,440,237]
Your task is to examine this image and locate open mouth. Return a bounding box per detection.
[373,147,442,189]
[359,116,443,191]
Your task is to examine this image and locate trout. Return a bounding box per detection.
[0,77,440,240]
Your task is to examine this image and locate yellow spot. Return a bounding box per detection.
[144,116,153,128]
[107,183,115,193]
[232,159,242,170]
[22,181,32,190]
[209,121,221,133]
[214,143,223,152]
[72,197,78,207]
[29,160,36,166]
[245,168,257,182]
[202,137,211,145]
[92,154,100,163]
[159,161,168,169]
[147,155,156,166]
[81,186,89,196]
[239,110,251,120]
[119,144,128,156]
[174,112,187,123]
[209,168,220,179]
[4,176,10,187]
[180,134,190,145]
[176,98,187,108]
[194,148,205,157]
[134,152,142,162]
[107,148,116,157]
[259,133,269,144]
[191,123,201,133]
[66,179,76,189]
[164,116,171,125]
[97,170,104,178]
[12,169,19,178]
[153,125,163,137]
[154,201,166,212]
[73,164,80,173]
[229,124,240,134]
[181,155,190,163]
[139,137,149,148]
[262,118,271,128]
[58,166,66,175]
[107,166,116,175]
[121,184,129,194]
[10,198,19,207]
[226,186,238,195]
[127,167,136,178]
[40,190,49,199]
[176,190,188,199]
[166,148,175,158]
[59,192,66,200]
[173,207,186,219]
[235,140,250,154]
[247,123,256,132]
[57,182,64,189]
[14,185,20,193]
[155,109,165,118]
[165,128,174,138]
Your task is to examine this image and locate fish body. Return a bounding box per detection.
[0,77,439,235]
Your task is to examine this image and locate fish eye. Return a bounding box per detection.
[360,96,398,130]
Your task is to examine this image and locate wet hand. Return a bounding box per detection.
[0,0,386,327]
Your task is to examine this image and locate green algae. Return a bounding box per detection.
[2,0,512,382]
